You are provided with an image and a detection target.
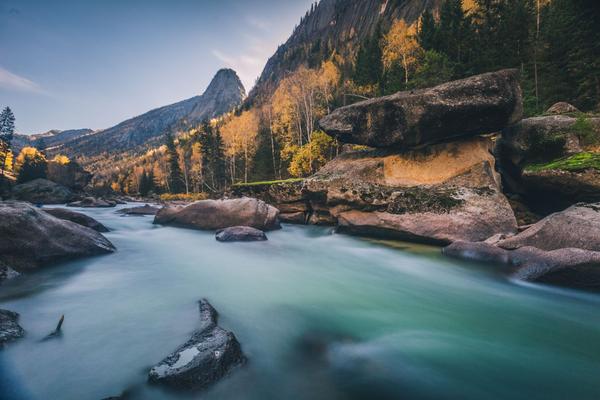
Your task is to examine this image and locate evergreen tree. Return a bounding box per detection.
[417,9,438,51]
[353,23,384,89]
[212,127,227,190]
[0,107,15,179]
[17,149,47,184]
[164,132,185,194]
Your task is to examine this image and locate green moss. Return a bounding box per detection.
[525,152,600,172]
[231,178,304,188]
[525,131,567,162]
[572,116,599,146]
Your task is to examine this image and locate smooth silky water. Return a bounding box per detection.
[1,205,599,400]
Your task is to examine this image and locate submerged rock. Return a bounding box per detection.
[216,226,267,242]
[117,204,160,216]
[305,137,517,243]
[67,197,117,208]
[11,178,74,205]
[148,299,245,390]
[443,241,600,290]
[154,198,280,231]
[319,69,522,148]
[497,203,600,251]
[0,201,115,271]
[0,309,25,346]
[44,208,109,232]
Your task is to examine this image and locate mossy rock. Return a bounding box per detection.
[525,152,600,173]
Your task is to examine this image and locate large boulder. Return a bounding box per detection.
[443,241,600,291]
[11,178,74,205]
[497,203,600,251]
[148,299,245,390]
[116,204,160,216]
[154,198,281,231]
[216,226,267,242]
[319,69,522,148]
[44,208,109,232]
[497,115,600,209]
[0,309,25,346]
[304,137,518,244]
[546,102,580,115]
[67,197,117,208]
[0,201,115,271]
[46,160,92,190]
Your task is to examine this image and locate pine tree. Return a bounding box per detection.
[353,23,384,89]
[164,132,185,194]
[212,127,227,191]
[0,107,15,179]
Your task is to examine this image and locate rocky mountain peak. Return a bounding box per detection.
[204,68,246,100]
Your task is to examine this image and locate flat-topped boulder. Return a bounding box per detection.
[304,137,517,244]
[546,102,580,115]
[148,299,245,390]
[216,226,267,242]
[319,69,522,148]
[67,197,117,208]
[0,201,115,271]
[154,198,280,231]
[0,309,25,346]
[443,241,600,291]
[44,208,109,232]
[11,178,74,204]
[117,204,160,216]
[497,203,600,251]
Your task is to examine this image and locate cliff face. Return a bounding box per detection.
[248,0,441,103]
[58,68,245,158]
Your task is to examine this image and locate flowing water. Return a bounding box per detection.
[1,205,600,400]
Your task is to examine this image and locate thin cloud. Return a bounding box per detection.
[246,16,270,32]
[0,66,46,94]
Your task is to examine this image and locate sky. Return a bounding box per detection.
[0,0,314,134]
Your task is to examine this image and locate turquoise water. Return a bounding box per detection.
[1,205,600,400]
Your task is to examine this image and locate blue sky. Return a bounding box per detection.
[0,0,314,134]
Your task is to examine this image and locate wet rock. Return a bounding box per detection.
[546,102,580,115]
[319,69,522,148]
[0,262,20,283]
[44,208,109,232]
[0,309,25,346]
[11,178,74,205]
[497,203,600,251]
[443,241,600,291]
[305,137,517,243]
[117,204,160,216]
[0,201,115,271]
[154,197,280,231]
[280,212,307,224]
[216,226,267,242]
[148,299,245,390]
[67,197,117,208]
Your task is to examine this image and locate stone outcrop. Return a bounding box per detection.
[116,204,160,216]
[319,69,522,148]
[0,309,25,346]
[496,203,600,251]
[67,197,117,208]
[304,137,518,244]
[0,201,115,271]
[216,226,268,242]
[44,208,109,232]
[148,299,245,390]
[11,178,74,204]
[443,241,600,291]
[154,198,280,231]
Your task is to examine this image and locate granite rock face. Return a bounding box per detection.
[148,299,245,390]
[11,179,74,205]
[319,69,522,149]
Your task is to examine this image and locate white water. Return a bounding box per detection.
[1,204,599,400]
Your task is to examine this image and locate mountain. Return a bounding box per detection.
[57,68,245,159]
[12,129,94,153]
[247,0,441,103]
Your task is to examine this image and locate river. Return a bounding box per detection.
[1,204,599,400]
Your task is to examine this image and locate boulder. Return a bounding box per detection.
[0,262,20,283]
[304,137,518,244]
[46,160,92,190]
[216,226,267,242]
[67,197,117,208]
[11,178,74,204]
[0,201,115,271]
[443,241,600,290]
[44,208,109,232]
[117,204,160,216]
[319,69,522,148]
[546,102,580,115]
[497,203,600,251]
[154,198,280,231]
[148,299,245,390]
[0,309,25,346]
